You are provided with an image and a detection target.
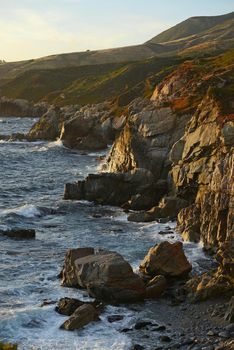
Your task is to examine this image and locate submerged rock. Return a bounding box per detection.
[56,298,86,316]
[56,297,104,316]
[61,248,145,303]
[60,304,100,331]
[140,241,192,278]
[0,228,36,240]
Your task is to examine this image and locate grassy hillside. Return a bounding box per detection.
[147,11,234,44]
[0,57,182,107]
[0,12,233,107]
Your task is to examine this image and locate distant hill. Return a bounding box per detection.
[147,11,234,44]
[0,11,233,106]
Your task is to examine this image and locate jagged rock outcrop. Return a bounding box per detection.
[0,96,48,117]
[60,102,114,150]
[28,106,66,140]
[28,101,122,149]
[106,99,191,181]
[64,168,164,207]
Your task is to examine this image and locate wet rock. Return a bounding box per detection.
[55,298,85,316]
[61,248,145,303]
[40,299,56,307]
[159,335,171,342]
[121,328,133,333]
[140,241,192,278]
[132,345,145,350]
[134,321,152,330]
[154,325,166,331]
[60,304,100,331]
[145,275,167,299]
[0,228,36,240]
[107,315,124,323]
[124,193,155,211]
[127,211,155,223]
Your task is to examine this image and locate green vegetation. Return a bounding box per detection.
[0,56,182,107]
[0,12,233,108]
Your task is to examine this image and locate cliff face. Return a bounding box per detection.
[105,52,234,293]
[0,97,48,118]
[106,60,211,182]
[172,95,234,249]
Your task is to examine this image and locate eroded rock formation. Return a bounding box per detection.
[0,96,48,117]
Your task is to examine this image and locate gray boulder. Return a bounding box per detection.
[61,248,145,303]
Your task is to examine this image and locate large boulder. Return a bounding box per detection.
[60,304,100,331]
[61,248,145,303]
[61,247,95,287]
[139,241,192,278]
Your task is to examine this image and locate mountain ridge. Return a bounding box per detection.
[0,11,233,106]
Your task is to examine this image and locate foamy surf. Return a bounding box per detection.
[34,139,65,152]
[1,204,41,218]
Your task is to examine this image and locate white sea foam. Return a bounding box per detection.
[0,299,133,350]
[47,139,64,148]
[35,139,64,152]
[0,224,9,231]
[1,204,41,218]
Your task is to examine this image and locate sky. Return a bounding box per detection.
[0,0,233,62]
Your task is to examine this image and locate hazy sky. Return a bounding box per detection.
[1,0,233,62]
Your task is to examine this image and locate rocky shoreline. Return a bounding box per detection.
[1,50,233,349]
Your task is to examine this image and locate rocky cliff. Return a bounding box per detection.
[28,101,123,149]
[0,96,48,118]
[64,50,234,298]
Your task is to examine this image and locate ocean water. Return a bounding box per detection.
[0,117,210,350]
